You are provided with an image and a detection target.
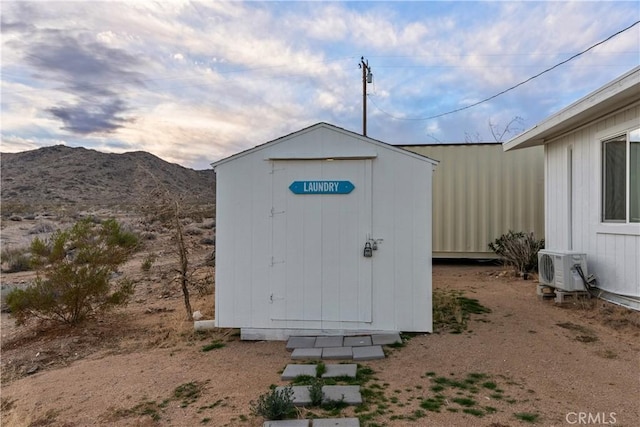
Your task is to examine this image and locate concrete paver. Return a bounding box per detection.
[286,336,317,350]
[313,418,360,427]
[322,364,357,378]
[322,385,362,405]
[275,386,311,407]
[371,333,402,345]
[263,419,360,427]
[314,336,344,347]
[288,335,388,361]
[281,364,318,380]
[352,345,385,361]
[263,421,309,427]
[343,336,372,347]
[322,346,353,360]
[291,348,323,360]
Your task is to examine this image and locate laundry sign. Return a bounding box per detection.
[289,180,355,194]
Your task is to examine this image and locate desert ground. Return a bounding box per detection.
[1,213,639,427]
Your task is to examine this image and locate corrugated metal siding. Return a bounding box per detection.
[403,144,544,258]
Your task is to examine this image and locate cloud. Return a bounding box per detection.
[1,1,638,169]
[5,12,147,135]
[24,34,144,94]
[48,98,134,135]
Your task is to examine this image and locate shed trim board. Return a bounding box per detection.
[212,123,436,339]
[212,122,437,168]
[504,67,640,310]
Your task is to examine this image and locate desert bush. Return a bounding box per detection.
[250,386,295,420]
[6,218,138,325]
[141,253,157,272]
[28,221,56,235]
[199,220,215,230]
[184,226,203,236]
[192,276,214,296]
[141,232,158,240]
[1,247,32,273]
[489,231,544,275]
[309,378,324,406]
[199,237,215,246]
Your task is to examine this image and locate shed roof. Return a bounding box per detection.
[503,66,640,151]
[211,122,438,168]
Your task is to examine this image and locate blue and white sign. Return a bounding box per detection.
[289,180,355,195]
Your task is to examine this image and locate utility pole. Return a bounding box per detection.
[360,57,373,136]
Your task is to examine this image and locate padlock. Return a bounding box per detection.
[363,242,373,257]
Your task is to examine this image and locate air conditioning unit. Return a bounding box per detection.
[538,250,588,292]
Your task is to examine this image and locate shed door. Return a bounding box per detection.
[270,159,372,323]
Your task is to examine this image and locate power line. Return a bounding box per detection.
[368,20,640,122]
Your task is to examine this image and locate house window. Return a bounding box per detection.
[602,128,639,223]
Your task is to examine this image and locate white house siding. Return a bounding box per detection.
[404,144,544,258]
[544,104,640,301]
[213,124,435,337]
[370,153,433,332]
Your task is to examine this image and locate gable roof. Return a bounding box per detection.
[503,66,640,151]
[211,122,438,168]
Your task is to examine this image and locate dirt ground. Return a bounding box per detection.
[1,215,639,427]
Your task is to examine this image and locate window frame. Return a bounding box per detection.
[600,126,639,225]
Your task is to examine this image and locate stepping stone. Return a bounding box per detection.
[313,419,360,427]
[275,386,311,407]
[286,336,316,350]
[352,345,385,361]
[315,336,344,348]
[322,347,353,360]
[322,385,362,405]
[281,364,317,380]
[291,348,323,360]
[263,421,309,427]
[343,336,372,347]
[371,333,402,345]
[322,364,357,378]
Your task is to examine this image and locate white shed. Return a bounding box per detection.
[212,122,438,340]
[504,66,640,310]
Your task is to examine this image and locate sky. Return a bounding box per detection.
[1,1,639,170]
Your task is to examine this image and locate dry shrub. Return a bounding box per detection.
[199,220,215,230]
[184,226,203,236]
[489,231,544,275]
[1,247,32,273]
[141,231,158,240]
[28,221,56,234]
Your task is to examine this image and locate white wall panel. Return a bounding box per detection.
[544,105,640,300]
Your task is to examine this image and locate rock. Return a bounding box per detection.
[26,365,39,375]
[193,310,203,321]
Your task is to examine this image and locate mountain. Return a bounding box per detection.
[0,145,215,212]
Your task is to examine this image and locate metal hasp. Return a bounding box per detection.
[363,241,373,257]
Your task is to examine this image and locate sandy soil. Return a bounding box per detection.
[1,217,639,427]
